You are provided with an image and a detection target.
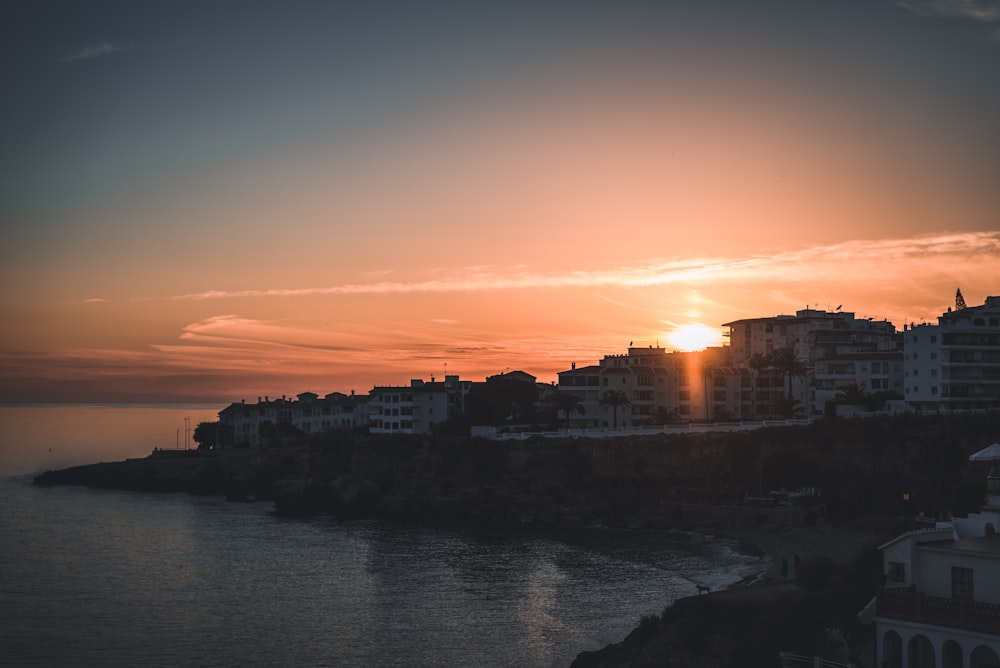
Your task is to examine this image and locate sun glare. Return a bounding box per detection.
[667,323,723,352]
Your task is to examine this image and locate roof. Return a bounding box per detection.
[878,527,953,550]
[918,534,1000,556]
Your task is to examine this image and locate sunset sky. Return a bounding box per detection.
[2,0,999,403]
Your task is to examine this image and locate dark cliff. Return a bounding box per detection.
[33,411,1000,529]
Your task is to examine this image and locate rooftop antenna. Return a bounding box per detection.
[956,288,967,310]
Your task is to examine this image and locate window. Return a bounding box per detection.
[951,566,973,600]
[679,391,690,400]
[888,561,905,582]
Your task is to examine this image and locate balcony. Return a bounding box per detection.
[877,587,1000,634]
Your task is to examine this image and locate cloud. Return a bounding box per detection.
[898,0,1000,20]
[131,231,1000,302]
[60,40,136,62]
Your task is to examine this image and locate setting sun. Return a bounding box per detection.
[667,324,723,352]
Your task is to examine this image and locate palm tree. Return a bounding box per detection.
[836,382,870,407]
[653,406,679,425]
[747,353,769,419]
[768,347,808,404]
[600,389,632,429]
[552,391,585,431]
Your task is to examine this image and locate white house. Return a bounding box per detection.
[873,455,1000,668]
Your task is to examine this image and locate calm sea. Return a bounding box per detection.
[0,405,756,667]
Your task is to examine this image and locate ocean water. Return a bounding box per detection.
[0,404,221,478]
[0,405,756,667]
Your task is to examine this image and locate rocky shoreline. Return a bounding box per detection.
[34,413,996,666]
[32,433,828,532]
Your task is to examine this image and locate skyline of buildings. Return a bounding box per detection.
[218,292,1000,445]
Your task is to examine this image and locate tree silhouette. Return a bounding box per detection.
[600,389,632,429]
[748,353,770,418]
[836,383,870,406]
[192,421,219,450]
[552,391,585,430]
[653,406,680,425]
[768,347,808,403]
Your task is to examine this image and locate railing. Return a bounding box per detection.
[483,419,814,441]
[876,587,1000,635]
[778,652,850,668]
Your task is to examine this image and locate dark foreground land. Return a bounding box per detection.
[34,412,1000,666]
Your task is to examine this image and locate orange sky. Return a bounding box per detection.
[2,1,999,403]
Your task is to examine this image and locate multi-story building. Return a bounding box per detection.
[557,346,742,427]
[368,375,471,435]
[873,461,1000,667]
[904,296,1000,413]
[218,391,368,447]
[812,351,905,415]
[724,307,901,417]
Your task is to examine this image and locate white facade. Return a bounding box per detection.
[904,324,945,410]
[875,472,1000,668]
[724,307,901,417]
[368,375,469,435]
[812,351,904,415]
[557,347,740,428]
[903,296,1000,413]
[218,392,368,447]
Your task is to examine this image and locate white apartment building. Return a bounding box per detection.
[904,296,1000,413]
[368,375,471,435]
[873,461,1000,668]
[557,346,740,427]
[218,391,368,447]
[812,351,905,415]
[724,307,901,417]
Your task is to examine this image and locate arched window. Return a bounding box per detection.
[972,645,1000,668]
[942,640,962,668]
[909,634,935,668]
[884,631,903,668]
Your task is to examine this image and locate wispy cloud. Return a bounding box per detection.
[898,0,1000,20]
[121,231,999,302]
[60,40,136,63]
[897,1,1000,38]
